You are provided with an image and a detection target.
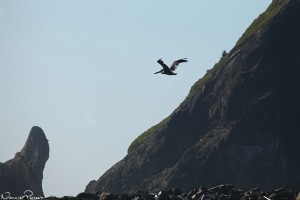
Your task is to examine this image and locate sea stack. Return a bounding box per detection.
[0,126,49,196]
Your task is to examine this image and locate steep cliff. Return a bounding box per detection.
[0,126,49,196]
[86,0,300,193]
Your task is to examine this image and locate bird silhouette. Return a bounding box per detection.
[154,58,188,75]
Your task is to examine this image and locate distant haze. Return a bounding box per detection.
[0,1,270,197]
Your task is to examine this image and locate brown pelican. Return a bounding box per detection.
[154,58,188,75]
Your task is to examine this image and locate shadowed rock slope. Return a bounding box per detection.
[0,126,49,196]
[86,0,300,193]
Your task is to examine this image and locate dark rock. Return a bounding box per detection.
[244,187,263,199]
[196,186,208,195]
[157,191,170,200]
[131,192,155,200]
[119,194,130,200]
[61,196,76,200]
[132,196,141,200]
[267,188,296,200]
[76,192,98,200]
[100,192,114,200]
[171,188,182,196]
[143,193,156,200]
[273,188,285,194]
[135,191,146,195]
[229,189,243,199]
[190,193,202,200]
[86,0,300,194]
[187,189,196,198]
[46,196,60,200]
[250,187,261,192]
[0,126,49,196]
[209,184,234,194]
[168,195,182,200]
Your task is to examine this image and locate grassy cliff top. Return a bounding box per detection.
[236,0,289,46]
[128,117,169,153]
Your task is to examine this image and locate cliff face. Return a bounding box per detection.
[86,0,300,193]
[0,126,49,196]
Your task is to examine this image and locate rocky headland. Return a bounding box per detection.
[86,0,300,194]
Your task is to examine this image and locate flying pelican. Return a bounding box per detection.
[154,58,188,75]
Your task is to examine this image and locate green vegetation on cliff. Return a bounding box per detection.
[128,117,169,153]
[236,0,289,46]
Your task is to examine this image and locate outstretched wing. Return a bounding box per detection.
[170,58,188,71]
[157,59,170,71]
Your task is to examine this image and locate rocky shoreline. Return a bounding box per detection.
[47,185,300,200]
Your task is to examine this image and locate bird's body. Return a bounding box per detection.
[154,58,188,75]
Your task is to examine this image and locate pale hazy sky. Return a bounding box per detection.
[0,1,271,197]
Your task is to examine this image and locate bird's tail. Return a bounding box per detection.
[154,69,163,74]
